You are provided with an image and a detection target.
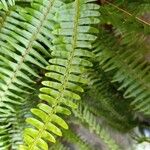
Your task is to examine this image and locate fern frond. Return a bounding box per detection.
[0,0,148,149]
[0,0,15,28]
[73,104,121,150]
[85,66,137,131]
[94,29,150,115]
[0,0,64,116]
[0,10,7,27]
[0,119,26,150]
[21,0,100,149]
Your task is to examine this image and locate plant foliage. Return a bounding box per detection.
[0,0,149,149]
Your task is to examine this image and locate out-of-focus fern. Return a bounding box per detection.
[63,128,92,150]
[100,2,150,47]
[73,103,121,150]
[94,28,150,115]
[84,66,137,132]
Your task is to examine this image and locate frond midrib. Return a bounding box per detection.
[28,0,81,149]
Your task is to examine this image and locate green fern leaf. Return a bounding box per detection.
[0,0,63,116]
[21,0,100,149]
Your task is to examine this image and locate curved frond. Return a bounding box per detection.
[0,0,149,149]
